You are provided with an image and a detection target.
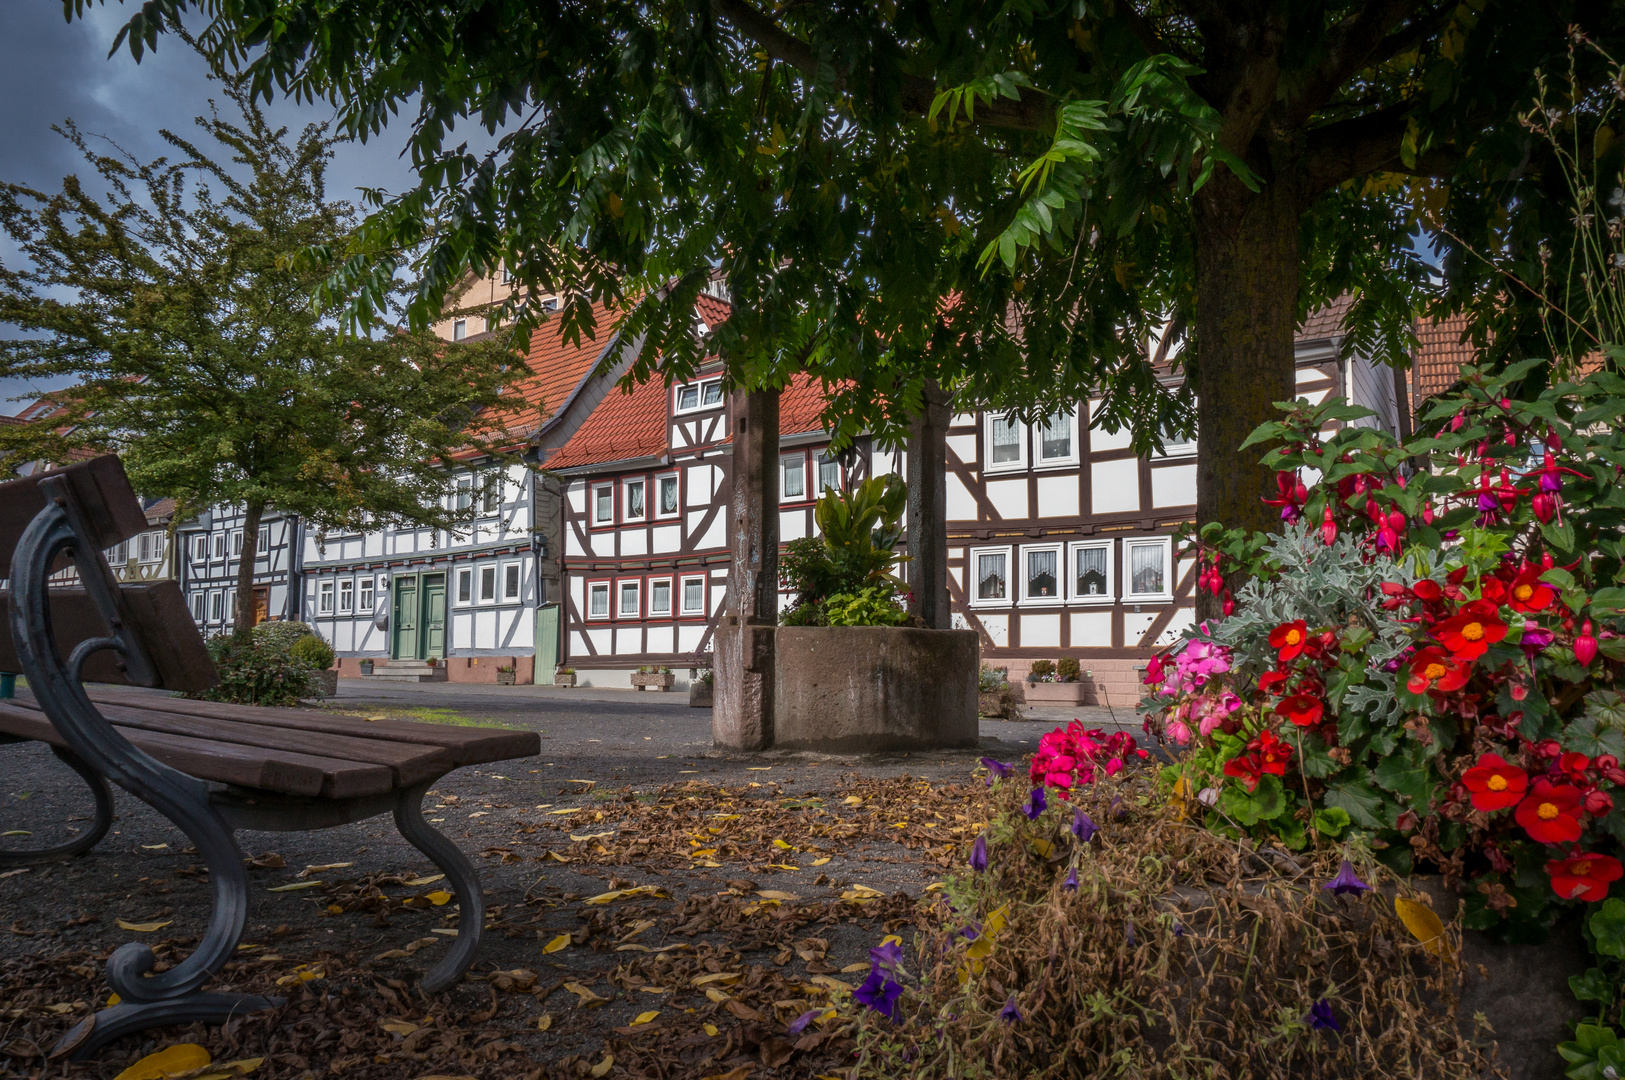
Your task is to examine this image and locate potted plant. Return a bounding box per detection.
[495,663,517,686]
[555,666,577,687]
[977,664,1019,719]
[689,668,713,707]
[425,656,439,668]
[1023,658,1091,705]
[358,658,375,676]
[631,666,676,691]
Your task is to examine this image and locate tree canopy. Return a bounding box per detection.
[76,0,1625,543]
[0,76,526,629]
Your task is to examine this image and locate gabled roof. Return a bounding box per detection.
[1297,295,1355,341]
[1413,313,1474,402]
[781,373,833,436]
[545,376,671,471]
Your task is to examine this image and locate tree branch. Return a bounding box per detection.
[709,0,1049,131]
[1301,104,1461,194]
[1289,1,1453,126]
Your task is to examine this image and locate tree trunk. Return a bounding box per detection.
[235,499,264,637]
[906,380,952,630]
[1193,170,1302,618]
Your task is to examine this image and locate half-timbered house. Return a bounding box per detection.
[177,505,302,633]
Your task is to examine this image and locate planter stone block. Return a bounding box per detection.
[772,626,978,752]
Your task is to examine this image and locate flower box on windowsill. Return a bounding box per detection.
[631,671,675,692]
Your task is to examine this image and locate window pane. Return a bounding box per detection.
[590,585,609,616]
[339,580,353,612]
[505,564,520,599]
[458,570,472,602]
[702,380,724,405]
[620,583,639,615]
[1129,545,1166,595]
[977,553,1006,601]
[659,476,679,513]
[480,566,496,599]
[595,488,612,521]
[782,456,805,499]
[626,481,645,518]
[652,581,672,613]
[990,416,1022,463]
[684,579,703,612]
[484,477,501,512]
[1040,412,1072,460]
[1076,547,1108,597]
[456,477,472,509]
[678,385,699,410]
[360,580,374,609]
[819,455,840,494]
[1026,549,1058,598]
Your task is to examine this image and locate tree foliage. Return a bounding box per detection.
[0,74,527,629]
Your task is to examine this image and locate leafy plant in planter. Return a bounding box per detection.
[193,633,315,707]
[825,586,909,627]
[780,475,909,626]
[289,634,336,671]
[1057,657,1082,683]
[978,665,1009,693]
[1028,660,1057,684]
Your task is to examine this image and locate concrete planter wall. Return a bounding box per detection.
[631,671,676,692]
[689,681,714,707]
[772,626,979,753]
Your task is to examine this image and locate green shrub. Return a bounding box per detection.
[780,475,910,625]
[194,633,315,707]
[978,664,1009,693]
[1028,659,1056,682]
[824,585,909,627]
[289,633,336,670]
[1057,656,1081,682]
[251,619,316,652]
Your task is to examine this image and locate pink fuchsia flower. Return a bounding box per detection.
[1576,621,1600,667]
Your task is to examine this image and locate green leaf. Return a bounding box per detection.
[1565,711,1625,759]
[1220,774,1287,826]
[1374,744,1438,807]
[1590,899,1625,960]
[1323,777,1387,830]
[1311,806,1351,838]
[1542,517,1578,553]
[1571,968,1615,1004]
[1295,731,1340,779]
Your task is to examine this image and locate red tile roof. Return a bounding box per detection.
[545,375,672,471]
[780,372,833,436]
[1297,295,1355,340]
[484,300,630,443]
[1413,313,1474,402]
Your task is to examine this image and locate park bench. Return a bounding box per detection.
[0,456,540,1058]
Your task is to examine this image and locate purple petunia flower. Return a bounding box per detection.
[1126,919,1135,946]
[1308,999,1341,1032]
[854,967,904,1020]
[956,921,982,942]
[1023,787,1047,820]
[1111,795,1124,818]
[999,996,1022,1023]
[1173,923,1185,938]
[1072,808,1097,843]
[788,1008,822,1036]
[869,941,905,973]
[980,757,1014,785]
[1063,867,1078,892]
[1322,860,1372,896]
[970,834,988,873]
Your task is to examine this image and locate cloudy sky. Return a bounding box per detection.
[0,2,430,413]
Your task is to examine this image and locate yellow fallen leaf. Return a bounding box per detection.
[544,934,571,954]
[747,766,773,771]
[140,843,168,850]
[1394,896,1449,957]
[379,1020,417,1036]
[807,975,854,993]
[107,993,121,1006]
[590,1053,614,1079]
[693,860,722,868]
[842,796,863,806]
[1031,838,1054,857]
[767,863,799,871]
[584,885,667,904]
[116,919,172,933]
[536,1013,553,1031]
[564,982,608,1005]
[692,972,743,987]
[300,862,352,875]
[1,830,31,837]
[880,934,903,947]
[405,874,445,886]
[630,1010,660,1026]
[839,962,870,974]
[755,890,800,901]
[703,1023,719,1037]
[570,831,615,842]
[638,985,668,993]
[274,968,324,986]
[772,839,793,850]
[431,928,460,936]
[985,904,1011,935]
[425,891,453,906]
[812,857,831,866]
[543,850,572,863]
[710,813,741,821]
[267,882,322,892]
[194,1057,262,1079]
[704,988,731,1003]
[114,1043,211,1080]
[547,808,582,815]
[327,905,343,916]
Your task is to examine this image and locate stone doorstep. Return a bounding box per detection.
[361,661,448,683]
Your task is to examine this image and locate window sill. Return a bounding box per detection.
[1068,595,1116,606]
[1125,594,1175,605]
[1032,459,1080,471]
[982,461,1027,474]
[1016,597,1065,608]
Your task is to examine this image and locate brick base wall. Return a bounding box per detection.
[993,657,1149,712]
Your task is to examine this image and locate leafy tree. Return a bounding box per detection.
[77,1,1624,549]
[0,77,525,632]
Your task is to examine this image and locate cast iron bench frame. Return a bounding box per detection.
[0,457,539,1058]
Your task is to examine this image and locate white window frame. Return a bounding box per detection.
[679,574,707,616]
[338,578,354,614]
[453,319,467,341]
[1018,542,1065,606]
[1154,425,1198,460]
[209,590,223,622]
[231,529,243,557]
[225,589,236,623]
[780,452,808,503]
[1068,539,1116,604]
[984,412,1028,473]
[1124,536,1175,603]
[623,477,647,523]
[359,576,375,613]
[502,560,522,602]
[648,576,673,617]
[456,567,474,605]
[190,591,206,622]
[592,484,615,525]
[318,580,335,614]
[483,472,503,514]
[456,474,474,511]
[194,535,209,561]
[587,581,611,620]
[674,376,725,414]
[654,472,681,519]
[816,450,842,496]
[213,533,226,559]
[479,563,498,603]
[1034,407,1081,468]
[617,578,641,619]
[138,532,152,563]
[968,545,1012,608]
[257,524,270,555]
[109,541,127,566]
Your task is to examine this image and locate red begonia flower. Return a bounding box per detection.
[1507,565,1555,614]
[1479,578,1507,604]
[1269,620,1310,662]
[1249,731,1294,777]
[1515,779,1585,844]
[1460,753,1527,812]
[1275,694,1324,728]
[1257,671,1290,696]
[1432,600,1508,662]
[1547,853,1624,902]
[1412,580,1443,602]
[1560,752,1592,781]
[1406,647,1472,694]
[1223,754,1264,792]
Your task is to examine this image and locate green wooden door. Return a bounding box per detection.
[534,604,560,685]
[422,574,447,659]
[392,576,419,659]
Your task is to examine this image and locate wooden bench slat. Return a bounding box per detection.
[80,688,542,767]
[0,586,217,693]
[6,695,455,787]
[0,456,149,571]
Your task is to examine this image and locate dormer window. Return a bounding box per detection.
[675,377,725,414]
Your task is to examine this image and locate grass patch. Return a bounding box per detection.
[325,705,517,730]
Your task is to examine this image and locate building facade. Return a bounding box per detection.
[176,506,302,635]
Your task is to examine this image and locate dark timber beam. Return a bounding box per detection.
[907,381,952,630]
[714,388,780,750]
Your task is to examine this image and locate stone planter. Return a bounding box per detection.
[631,671,675,692]
[358,660,374,676]
[309,669,339,698]
[496,669,517,686]
[772,626,978,752]
[689,680,713,707]
[1023,680,1091,705]
[555,671,577,687]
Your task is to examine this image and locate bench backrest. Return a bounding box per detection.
[0,456,216,693]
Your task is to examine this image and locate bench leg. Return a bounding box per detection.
[0,746,113,866]
[393,782,485,992]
